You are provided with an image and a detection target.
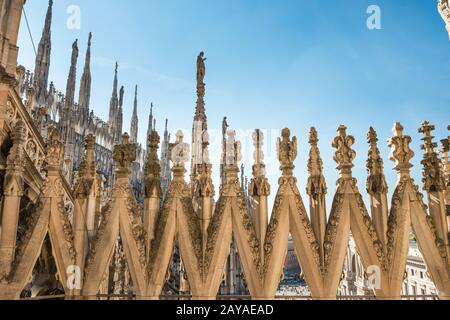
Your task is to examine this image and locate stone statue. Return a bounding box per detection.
[222,117,229,138]
[71,39,79,66]
[197,52,206,84]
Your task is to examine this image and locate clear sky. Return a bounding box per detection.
[18,0,450,208]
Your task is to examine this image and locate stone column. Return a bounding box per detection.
[306,128,327,264]
[0,119,26,276]
[249,129,270,262]
[143,131,162,258]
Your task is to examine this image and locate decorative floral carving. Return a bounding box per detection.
[57,199,76,262]
[332,125,356,176]
[388,122,414,173]
[203,196,227,273]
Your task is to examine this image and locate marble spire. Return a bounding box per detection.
[130,85,139,143]
[34,0,53,105]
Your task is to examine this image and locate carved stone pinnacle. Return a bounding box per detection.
[418,121,445,192]
[388,122,414,173]
[113,133,137,176]
[366,127,387,194]
[332,125,356,177]
[277,128,297,176]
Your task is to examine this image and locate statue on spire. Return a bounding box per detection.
[197,52,206,84]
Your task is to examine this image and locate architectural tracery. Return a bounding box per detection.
[0,0,448,300]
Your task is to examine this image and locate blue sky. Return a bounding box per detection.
[18,0,450,207]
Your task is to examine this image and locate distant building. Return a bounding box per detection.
[340,236,437,299]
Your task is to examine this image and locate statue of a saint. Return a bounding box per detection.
[222,117,229,138]
[71,39,79,66]
[197,52,206,83]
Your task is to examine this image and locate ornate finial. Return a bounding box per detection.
[388,122,414,173]
[144,131,162,197]
[307,127,327,196]
[308,127,322,175]
[253,129,265,165]
[74,134,96,198]
[332,125,356,176]
[225,130,242,166]
[250,129,270,196]
[113,133,136,176]
[366,127,388,194]
[46,125,65,169]
[419,121,446,192]
[169,131,190,168]
[277,128,297,176]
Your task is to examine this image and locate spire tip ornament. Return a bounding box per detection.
[419,121,446,192]
[388,122,414,174]
[366,127,387,194]
[113,133,137,176]
[332,125,356,177]
[277,128,297,176]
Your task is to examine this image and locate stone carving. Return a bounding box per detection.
[169,131,190,168]
[225,130,242,166]
[46,125,65,169]
[249,129,270,197]
[144,131,162,198]
[307,127,327,197]
[113,133,136,175]
[388,122,414,172]
[1,2,450,299]
[366,127,388,195]
[277,128,297,176]
[332,125,356,175]
[74,134,96,198]
[419,121,446,192]
[197,52,206,84]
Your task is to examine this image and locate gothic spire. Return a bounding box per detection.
[147,102,154,144]
[191,52,209,183]
[65,39,78,112]
[116,85,124,144]
[130,85,139,143]
[78,32,92,115]
[34,0,53,105]
[108,62,119,127]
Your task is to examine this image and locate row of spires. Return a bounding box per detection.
[33,0,167,147]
